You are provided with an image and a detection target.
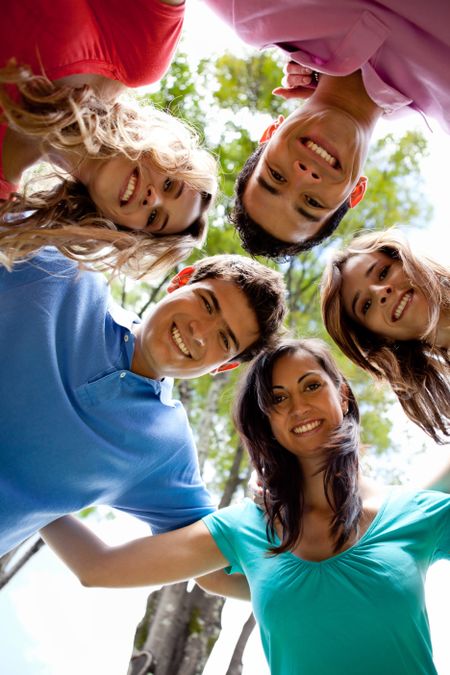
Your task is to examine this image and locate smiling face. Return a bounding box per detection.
[78,155,204,235]
[268,350,346,462]
[131,278,260,380]
[341,251,431,341]
[243,107,369,244]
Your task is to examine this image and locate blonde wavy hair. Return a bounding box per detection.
[0,62,218,278]
[321,229,450,443]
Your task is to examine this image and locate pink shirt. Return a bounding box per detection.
[205,0,450,132]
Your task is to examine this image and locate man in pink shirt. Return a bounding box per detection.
[205,0,450,258]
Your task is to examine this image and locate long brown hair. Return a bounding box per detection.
[234,338,362,555]
[0,62,217,278]
[321,230,450,443]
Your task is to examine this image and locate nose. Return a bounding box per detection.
[142,186,160,208]
[293,160,321,182]
[189,318,214,348]
[373,284,392,304]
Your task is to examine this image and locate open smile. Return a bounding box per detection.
[171,324,192,358]
[300,137,340,170]
[291,419,322,435]
[392,290,413,322]
[120,168,139,206]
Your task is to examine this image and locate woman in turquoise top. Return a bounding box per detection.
[41,338,450,675]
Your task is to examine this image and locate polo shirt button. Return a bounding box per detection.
[124,334,129,342]
[120,372,126,379]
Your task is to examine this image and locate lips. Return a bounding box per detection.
[392,290,413,322]
[170,324,192,358]
[120,168,139,206]
[291,419,322,435]
[300,137,340,170]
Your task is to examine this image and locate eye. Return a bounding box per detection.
[362,298,372,315]
[305,195,323,209]
[271,393,287,406]
[163,178,173,191]
[147,209,158,227]
[269,167,286,183]
[379,265,390,280]
[305,381,321,392]
[201,296,213,314]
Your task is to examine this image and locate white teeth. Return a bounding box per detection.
[121,172,137,204]
[305,140,337,167]
[171,326,191,357]
[394,291,412,320]
[292,420,321,435]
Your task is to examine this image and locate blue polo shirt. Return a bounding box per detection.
[0,249,215,555]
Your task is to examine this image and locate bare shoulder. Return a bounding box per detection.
[53,73,126,102]
[159,0,185,5]
[360,476,390,517]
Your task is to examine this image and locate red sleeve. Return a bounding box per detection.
[1,0,184,87]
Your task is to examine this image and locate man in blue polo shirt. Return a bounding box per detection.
[0,248,286,556]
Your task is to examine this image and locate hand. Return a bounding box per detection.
[273,61,319,100]
[248,470,264,509]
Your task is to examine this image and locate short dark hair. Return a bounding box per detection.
[188,254,287,362]
[230,144,350,260]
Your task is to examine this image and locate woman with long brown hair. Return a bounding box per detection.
[0,0,217,277]
[321,229,450,443]
[40,338,450,675]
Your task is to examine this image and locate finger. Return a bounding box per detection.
[272,86,315,101]
[284,61,313,75]
[282,74,312,87]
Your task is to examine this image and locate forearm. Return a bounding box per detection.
[195,570,251,600]
[40,516,227,588]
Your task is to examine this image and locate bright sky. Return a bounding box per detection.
[1,2,449,674]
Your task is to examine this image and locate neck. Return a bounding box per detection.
[311,71,383,131]
[297,458,333,513]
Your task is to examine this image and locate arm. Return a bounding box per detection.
[195,570,251,601]
[40,515,228,588]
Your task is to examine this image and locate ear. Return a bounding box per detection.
[259,115,285,144]
[348,176,368,208]
[210,361,241,376]
[167,266,196,294]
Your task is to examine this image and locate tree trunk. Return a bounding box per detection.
[225,612,256,675]
[127,583,224,675]
[0,537,45,590]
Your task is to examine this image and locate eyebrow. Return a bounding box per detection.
[257,177,322,223]
[351,261,377,317]
[175,181,184,200]
[157,214,169,233]
[272,371,316,389]
[207,290,239,353]
[257,175,280,196]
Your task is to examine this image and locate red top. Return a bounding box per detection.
[2,0,184,86]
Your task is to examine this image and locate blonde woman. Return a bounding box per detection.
[0,0,217,277]
[321,230,450,443]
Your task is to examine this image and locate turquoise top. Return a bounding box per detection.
[203,490,450,675]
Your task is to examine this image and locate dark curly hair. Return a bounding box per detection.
[234,338,362,555]
[230,144,350,260]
